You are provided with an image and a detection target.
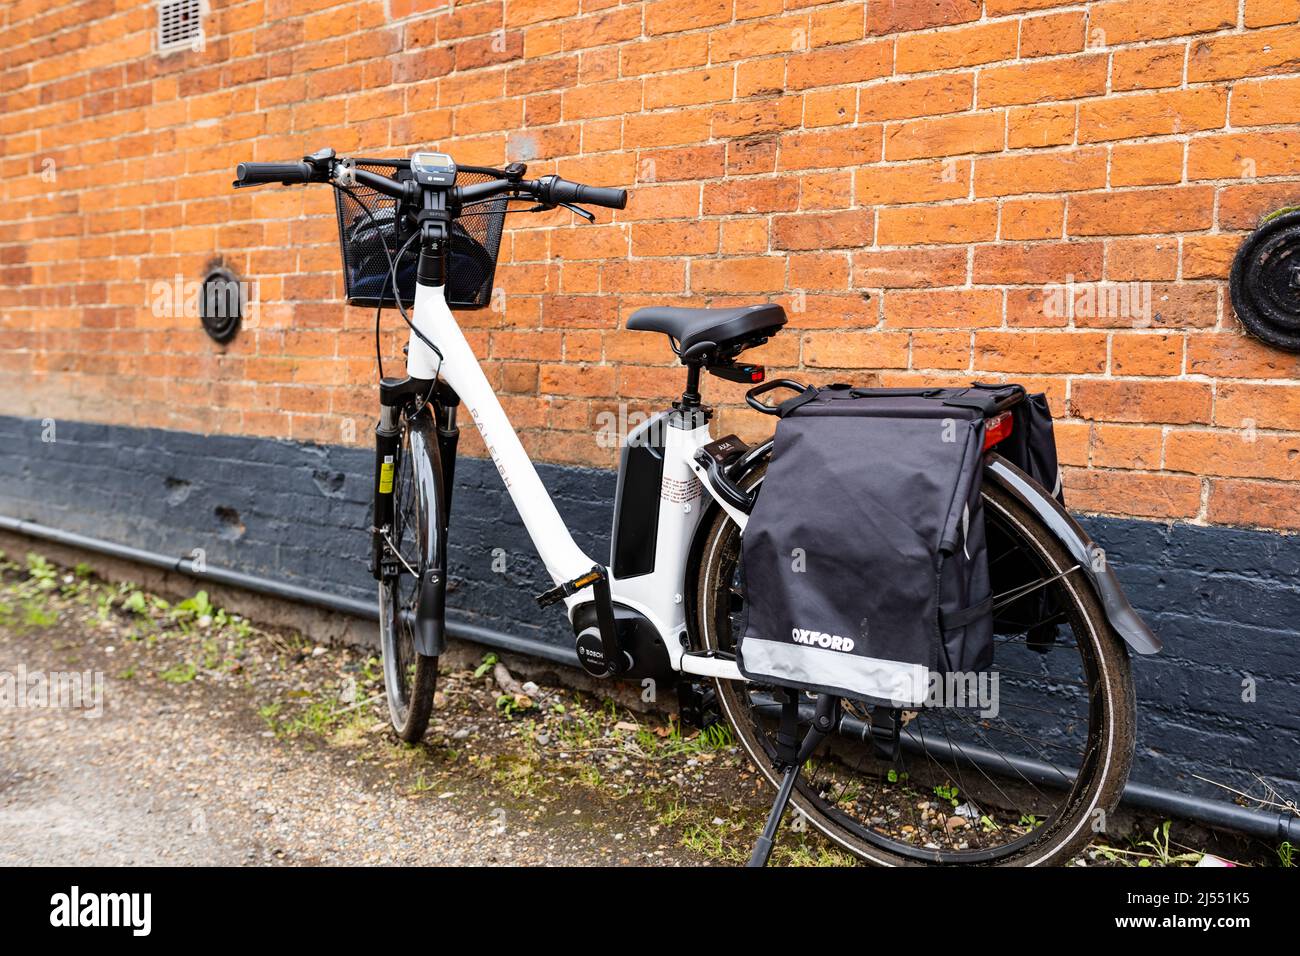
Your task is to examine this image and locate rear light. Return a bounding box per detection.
[707,363,765,384]
[983,411,1013,450]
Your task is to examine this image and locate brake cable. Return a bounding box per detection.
[379,525,420,579]
[377,227,440,418]
[332,182,445,378]
[460,196,596,221]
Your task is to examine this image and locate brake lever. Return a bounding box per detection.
[559,202,595,222]
[521,201,596,222]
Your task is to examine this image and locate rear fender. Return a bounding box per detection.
[683,439,772,649]
[985,455,1160,655]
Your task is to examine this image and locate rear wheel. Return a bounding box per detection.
[695,465,1136,866]
[378,411,440,743]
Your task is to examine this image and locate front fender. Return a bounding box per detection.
[408,416,448,658]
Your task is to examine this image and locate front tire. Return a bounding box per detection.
[696,465,1137,866]
[378,411,441,743]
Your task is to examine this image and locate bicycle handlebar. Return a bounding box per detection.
[456,174,627,210]
[233,152,628,212]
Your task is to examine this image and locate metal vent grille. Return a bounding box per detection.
[158,0,204,54]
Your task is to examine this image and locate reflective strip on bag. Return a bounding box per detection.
[742,638,930,707]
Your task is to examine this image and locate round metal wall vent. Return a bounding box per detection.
[1230,208,1300,353]
[200,267,243,344]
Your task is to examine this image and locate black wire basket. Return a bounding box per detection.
[333,158,508,310]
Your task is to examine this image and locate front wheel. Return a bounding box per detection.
[377,410,440,743]
[695,466,1137,866]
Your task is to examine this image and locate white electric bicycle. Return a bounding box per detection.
[234,149,1156,866]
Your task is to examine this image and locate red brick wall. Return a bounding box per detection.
[3,0,1300,529]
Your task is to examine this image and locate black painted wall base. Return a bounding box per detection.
[0,414,1296,802]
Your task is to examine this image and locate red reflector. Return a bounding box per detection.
[983,411,1013,450]
[750,367,766,383]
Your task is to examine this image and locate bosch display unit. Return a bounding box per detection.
[409,152,457,187]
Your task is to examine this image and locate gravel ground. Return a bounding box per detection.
[0,549,1263,868]
[0,551,835,866]
[0,667,661,866]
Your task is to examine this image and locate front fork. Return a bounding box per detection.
[369,377,461,658]
[370,401,402,582]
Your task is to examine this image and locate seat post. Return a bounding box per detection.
[681,361,702,408]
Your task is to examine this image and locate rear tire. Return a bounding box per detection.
[378,411,440,743]
[695,465,1137,866]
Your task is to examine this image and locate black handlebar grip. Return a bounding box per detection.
[543,176,628,210]
[235,161,313,185]
[574,183,628,209]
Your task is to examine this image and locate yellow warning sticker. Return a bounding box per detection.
[378,457,395,494]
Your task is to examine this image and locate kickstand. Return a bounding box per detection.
[747,692,840,868]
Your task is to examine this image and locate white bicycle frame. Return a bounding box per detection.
[405,283,746,682]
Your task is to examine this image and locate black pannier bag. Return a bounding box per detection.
[736,383,1044,707]
[995,388,1063,503]
[980,387,1067,645]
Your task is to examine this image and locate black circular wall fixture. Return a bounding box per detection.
[200,267,243,344]
[1229,207,1300,353]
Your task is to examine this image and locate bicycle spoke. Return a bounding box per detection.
[911,721,960,851]
[944,709,1079,789]
[991,565,1081,611]
[994,636,1072,649]
[993,663,1087,686]
[932,709,999,834]
[920,716,1027,822]
[930,711,1058,803]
